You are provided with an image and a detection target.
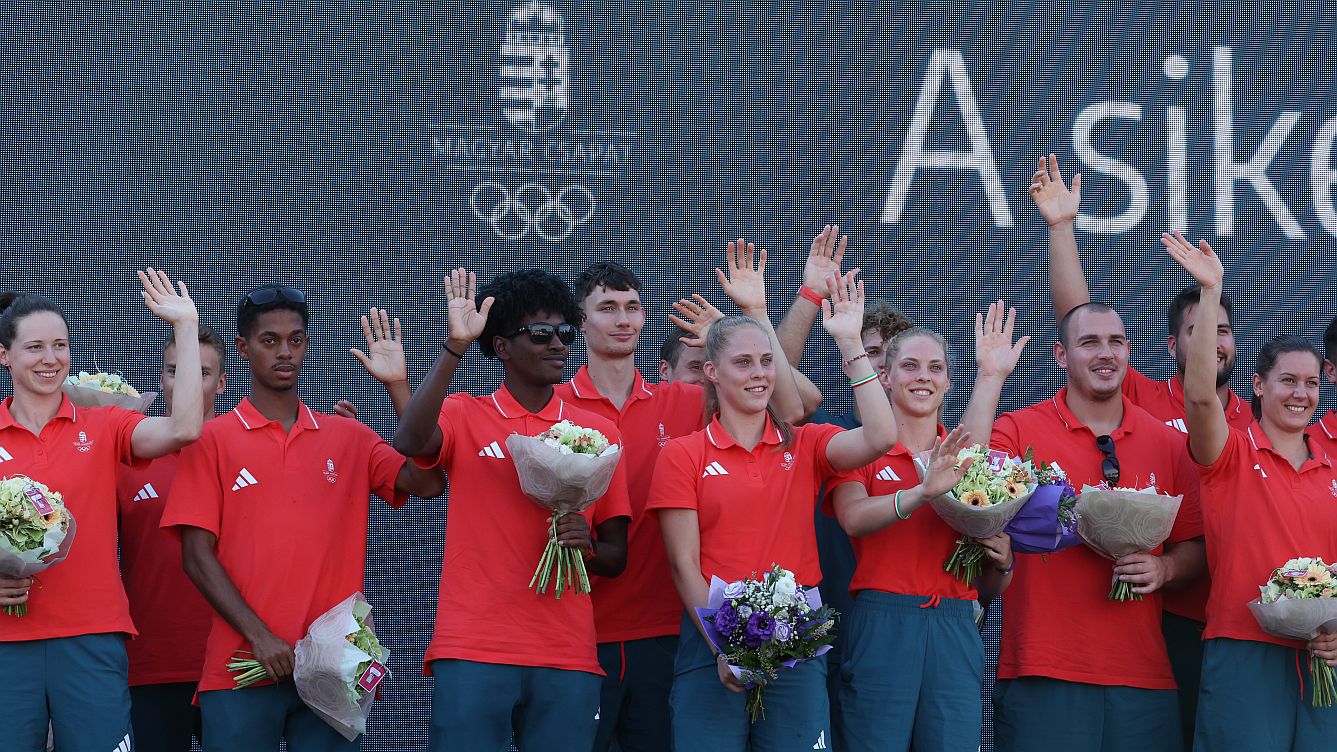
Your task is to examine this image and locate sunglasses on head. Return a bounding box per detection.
[503,322,578,346]
[1095,434,1121,486]
[241,285,306,309]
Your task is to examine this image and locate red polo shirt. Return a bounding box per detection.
[1198,423,1337,647]
[555,366,705,642]
[991,388,1203,689]
[161,398,408,693]
[826,427,977,600]
[418,386,632,676]
[118,452,212,686]
[647,417,844,587]
[1308,410,1337,458]
[0,397,145,642]
[1124,368,1251,622]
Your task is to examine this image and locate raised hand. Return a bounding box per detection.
[802,225,853,297]
[445,268,494,345]
[716,238,767,313]
[974,300,1031,381]
[920,427,973,498]
[332,399,359,420]
[350,307,407,385]
[138,268,199,327]
[819,270,865,346]
[668,294,724,348]
[1161,232,1224,289]
[1029,154,1082,227]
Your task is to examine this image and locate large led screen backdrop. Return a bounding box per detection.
[2,2,1335,749]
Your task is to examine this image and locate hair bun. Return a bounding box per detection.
[0,292,19,317]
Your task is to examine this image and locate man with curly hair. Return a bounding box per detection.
[395,268,632,752]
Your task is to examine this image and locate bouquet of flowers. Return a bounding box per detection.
[505,421,621,598]
[1248,558,1337,707]
[0,476,76,616]
[694,566,836,722]
[228,593,391,740]
[1004,449,1081,554]
[1074,484,1183,601]
[62,371,156,413]
[917,445,1037,583]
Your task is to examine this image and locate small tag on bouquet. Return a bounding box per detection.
[357,661,387,693]
[24,485,54,516]
[985,450,1009,473]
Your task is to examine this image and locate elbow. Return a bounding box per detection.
[173,418,203,446]
[392,430,423,458]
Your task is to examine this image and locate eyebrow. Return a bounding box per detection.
[257,330,307,338]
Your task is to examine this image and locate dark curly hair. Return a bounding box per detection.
[862,300,912,343]
[478,269,584,359]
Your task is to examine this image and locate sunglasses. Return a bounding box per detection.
[241,285,306,309]
[1095,434,1121,486]
[503,323,578,346]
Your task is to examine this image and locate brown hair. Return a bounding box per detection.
[702,316,794,449]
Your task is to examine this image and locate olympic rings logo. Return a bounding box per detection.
[469,182,596,242]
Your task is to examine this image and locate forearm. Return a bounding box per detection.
[183,533,277,646]
[395,462,447,498]
[776,297,821,366]
[959,375,1006,447]
[394,343,465,456]
[976,567,1014,601]
[1048,220,1090,321]
[793,370,823,422]
[382,379,412,418]
[1160,538,1206,590]
[842,339,896,454]
[585,518,628,578]
[743,305,804,424]
[167,321,204,442]
[1184,285,1223,406]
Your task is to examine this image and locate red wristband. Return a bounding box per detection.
[797,286,824,306]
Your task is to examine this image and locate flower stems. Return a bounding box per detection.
[944,537,987,584]
[747,686,766,723]
[1108,575,1143,602]
[1311,654,1336,708]
[528,512,591,598]
[3,603,26,617]
[226,650,270,689]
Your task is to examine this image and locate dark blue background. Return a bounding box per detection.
[2,3,1335,748]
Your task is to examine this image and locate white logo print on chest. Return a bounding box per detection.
[1330,480,1337,498]
[323,459,339,484]
[657,423,670,448]
[73,431,94,453]
[780,451,795,471]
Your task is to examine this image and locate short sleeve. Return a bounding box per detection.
[412,395,466,470]
[108,406,150,468]
[354,422,409,509]
[160,431,223,538]
[592,424,632,524]
[821,464,872,516]
[990,414,1023,456]
[1196,426,1247,480]
[1122,366,1158,402]
[646,438,702,513]
[1166,438,1205,543]
[802,422,845,481]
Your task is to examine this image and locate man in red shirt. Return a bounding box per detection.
[555,262,707,752]
[394,268,632,752]
[1031,154,1241,747]
[659,326,705,386]
[162,286,445,749]
[117,326,228,752]
[1311,317,1337,456]
[990,302,1206,752]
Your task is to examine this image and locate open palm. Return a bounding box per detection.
[138,268,199,326]
[350,307,407,385]
[716,237,767,312]
[445,267,493,343]
[1162,232,1224,289]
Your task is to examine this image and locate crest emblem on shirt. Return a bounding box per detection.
[323,459,339,484]
[657,423,670,448]
[1147,473,1158,489]
[1330,480,1337,498]
[781,451,795,471]
[73,430,94,453]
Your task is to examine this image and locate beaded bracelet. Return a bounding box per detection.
[842,351,870,368]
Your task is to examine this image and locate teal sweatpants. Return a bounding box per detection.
[993,675,1181,752]
[429,658,601,752]
[837,591,982,751]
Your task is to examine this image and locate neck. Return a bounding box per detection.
[8,390,64,435]
[718,404,768,451]
[1063,386,1125,436]
[894,407,939,453]
[1260,415,1313,467]
[586,350,637,409]
[248,384,302,431]
[503,376,557,414]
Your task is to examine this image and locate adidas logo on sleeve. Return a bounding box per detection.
[478,441,506,459]
[132,483,160,502]
[231,468,259,491]
[701,461,729,477]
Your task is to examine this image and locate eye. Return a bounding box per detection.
[689,363,701,371]
[761,356,772,366]
[931,364,944,372]
[628,304,642,312]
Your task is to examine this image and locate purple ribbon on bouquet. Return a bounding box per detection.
[693,576,832,687]
[1004,484,1081,554]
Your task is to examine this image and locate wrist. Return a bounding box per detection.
[1048,218,1076,231]
[739,305,768,320]
[797,285,824,306]
[995,559,1015,576]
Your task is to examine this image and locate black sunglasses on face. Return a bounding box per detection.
[503,323,578,346]
[241,285,306,309]
[1095,434,1121,486]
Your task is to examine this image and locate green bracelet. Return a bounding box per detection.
[894,489,911,520]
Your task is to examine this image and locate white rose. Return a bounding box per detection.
[774,576,797,602]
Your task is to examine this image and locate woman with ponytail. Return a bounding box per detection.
[0,271,205,751]
[648,269,897,750]
[1163,232,1337,750]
